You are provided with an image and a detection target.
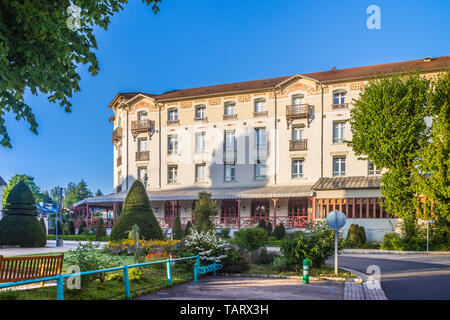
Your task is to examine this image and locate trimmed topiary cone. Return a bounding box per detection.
[110,180,163,241]
[0,181,45,247]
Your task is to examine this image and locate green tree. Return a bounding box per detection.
[349,72,430,221]
[191,192,217,232]
[42,191,53,204]
[172,216,183,240]
[184,220,193,237]
[110,180,163,240]
[0,0,162,148]
[64,180,93,208]
[68,220,76,235]
[78,220,87,235]
[2,174,43,205]
[95,189,103,197]
[39,217,47,247]
[234,228,268,251]
[0,181,44,247]
[96,218,106,240]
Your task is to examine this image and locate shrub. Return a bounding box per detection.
[191,192,217,232]
[273,223,286,240]
[218,228,231,239]
[78,220,87,235]
[96,218,107,241]
[234,228,268,251]
[184,221,193,237]
[266,222,273,237]
[280,221,344,268]
[346,224,367,247]
[185,229,229,263]
[110,180,163,241]
[56,220,63,236]
[257,219,267,231]
[107,268,147,282]
[272,256,291,272]
[0,181,44,247]
[220,248,250,273]
[259,247,280,264]
[39,218,47,247]
[68,220,76,235]
[172,216,183,240]
[380,233,404,250]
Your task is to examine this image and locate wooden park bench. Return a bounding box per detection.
[0,253,64,286]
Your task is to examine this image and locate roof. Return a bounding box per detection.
[72,185,314,207]
[109,56,450,105]
[0,176,7,186]
[312,176,382,191]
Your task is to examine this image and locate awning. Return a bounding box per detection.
[312,176,382,191]
[72,185,314,207]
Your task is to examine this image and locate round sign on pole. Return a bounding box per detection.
[326,210,347,230]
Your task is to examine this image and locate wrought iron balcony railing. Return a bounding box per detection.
[289,139,308,151]
[112,127,123,145]
[135,151,150,161]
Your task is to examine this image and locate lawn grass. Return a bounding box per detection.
[242,263,356,279]
[0,263,194,300]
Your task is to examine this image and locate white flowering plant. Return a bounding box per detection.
[185,229,230,263]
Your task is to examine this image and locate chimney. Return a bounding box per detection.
[331,66,337,71]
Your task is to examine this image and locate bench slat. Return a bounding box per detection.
[0,254,64,283]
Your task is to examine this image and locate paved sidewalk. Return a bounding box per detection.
[0,240,107,257]
[342,267,388,300]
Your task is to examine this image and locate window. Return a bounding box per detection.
[168,135,178,154]
[333,156,346,176]
[168,165,178,184]
[333,90,346,105]
[138,137,147,151]
[292,94,304,106]
[168,108,178,121]
[255,160,266,180]
[195,163,206,182]
[292,126,304,140]
[251,200,269,220]
[195,105,206,119]
[224,163,236,181]
[224,102,235,116]
[118,171,122,185]
[333,121,346,143]
[292,159,304,178]
[368,159,381,175]
[224,130,236,150]
[137,111,148,121]
[137,167,147,181]
[255,128,267,149]
[195,132,206,153]
[254,99,266,112]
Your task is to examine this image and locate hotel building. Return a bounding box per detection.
[73,55,450,241]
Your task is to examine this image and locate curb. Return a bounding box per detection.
[343,249,450,255]
[341,267,388,300]
[219,273,350,282]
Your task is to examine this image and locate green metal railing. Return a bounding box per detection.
[0,255,201,300]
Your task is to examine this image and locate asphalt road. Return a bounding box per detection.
[336,255,450,300]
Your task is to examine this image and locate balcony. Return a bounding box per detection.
[116,156,122,167]
[253,111,268,117]
[194,116,208,123]
[112,127,123,145]
[289,139,308,151]
[223,114,237,120]
[286,104,312,128]
[167,119,180,126]
[135,151,150,161]
[332,103,349,110]
[131,120,154,140]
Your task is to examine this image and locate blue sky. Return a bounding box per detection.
[0,0,449,195]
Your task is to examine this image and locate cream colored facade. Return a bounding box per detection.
[103,57,449,241]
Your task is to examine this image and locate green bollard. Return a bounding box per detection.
[302,259,310,284]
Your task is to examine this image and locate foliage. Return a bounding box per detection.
[127,224,144,263]
[172,216,183,240]
[259,247,280,264]
[272,256,291,272]
[380,233,405,250]
[95,189,103,197]
[280,221,344,268]
[0,0,162,148]
[273,223,286,240]
[266,222,273,237]
[220,248,250,274]
[380,219,426,251]
[191,192,217,232]
[218,228,231,239]
[1,174,42,205]
[185,229,229,263]
[64,241,123,288]
[68,220,76,235]
[64,180,93,208]
[346,224,367,247]
[234,228,268,251]
[106,268,147,282]
[96,218,107,241]
[0,181,44,247]
[103,239,178,256]
[47,234,110,241]
[78,220,87,235]
[183,221,193,237]
[257,219,267,231]
[110,180,163,241]
[39,217,47,247]
[56,220,63,236]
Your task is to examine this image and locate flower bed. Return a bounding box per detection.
[102,239,179,256]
